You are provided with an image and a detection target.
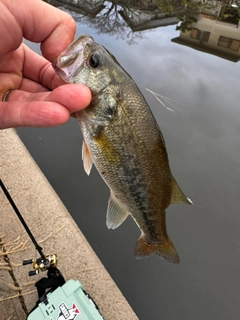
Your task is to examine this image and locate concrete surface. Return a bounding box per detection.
[0,129,138,320]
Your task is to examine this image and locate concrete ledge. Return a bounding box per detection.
[0,129,138,320]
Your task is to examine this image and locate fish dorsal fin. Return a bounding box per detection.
[82,139,93,175]
[171,175,193,205]
[106,192,129,229]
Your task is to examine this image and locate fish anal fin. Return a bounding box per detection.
[171,175,193,205]
[134,234,180,264]
[106,192,129,229]
[82,140,93,175]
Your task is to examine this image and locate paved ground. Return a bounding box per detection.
[0,129,138,320]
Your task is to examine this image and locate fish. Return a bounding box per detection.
[53,35,192,263]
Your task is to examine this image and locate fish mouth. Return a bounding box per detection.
[52,35,94,82]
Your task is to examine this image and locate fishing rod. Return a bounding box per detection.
[0,178,45,260]
[0,178,58,276]
[0,178,104,319]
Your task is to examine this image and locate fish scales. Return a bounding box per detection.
[53,35,192,263]
[81,81,170,236]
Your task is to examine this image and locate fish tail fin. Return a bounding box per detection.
[134,235,180,264]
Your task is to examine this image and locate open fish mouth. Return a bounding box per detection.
[52,35,94,82]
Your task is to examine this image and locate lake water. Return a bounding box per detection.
[18,1,240,319]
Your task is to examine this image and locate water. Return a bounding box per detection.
[18,1,240,319]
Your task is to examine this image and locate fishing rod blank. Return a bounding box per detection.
[0,178,45,260]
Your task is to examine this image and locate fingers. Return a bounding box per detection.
[22,44,64,91]
[2,0,76,61]
[0,44,65,95]
[8,85,92,111]
[0,84,91,129]
[44,85,92,111]
[0,100,70,129]
[0,0,90,130]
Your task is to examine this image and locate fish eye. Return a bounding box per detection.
[89,53,101,68]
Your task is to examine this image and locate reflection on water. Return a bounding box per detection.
[45,0,179,43]
[18,1,240,320]
[46,0,240,61]
[172,0,240,62]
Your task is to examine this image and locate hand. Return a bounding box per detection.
[0,0,91,129]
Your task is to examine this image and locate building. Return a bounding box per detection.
[172,2,240,62]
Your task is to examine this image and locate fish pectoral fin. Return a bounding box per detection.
[134,235,180,264]
[170,175,193,205]
[82,139,93,175]
[106,192,129,229]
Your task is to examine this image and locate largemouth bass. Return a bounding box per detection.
[53,35,192,263]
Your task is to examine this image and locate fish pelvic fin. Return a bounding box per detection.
[134,234,180,264]
[82,139,93,175]
[106,191,129,229]
[171,175,193,205]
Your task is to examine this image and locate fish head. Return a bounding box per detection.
[53,35,91,82]
[53,34,123,94]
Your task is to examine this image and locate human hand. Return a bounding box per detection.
[0,0,91,129]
